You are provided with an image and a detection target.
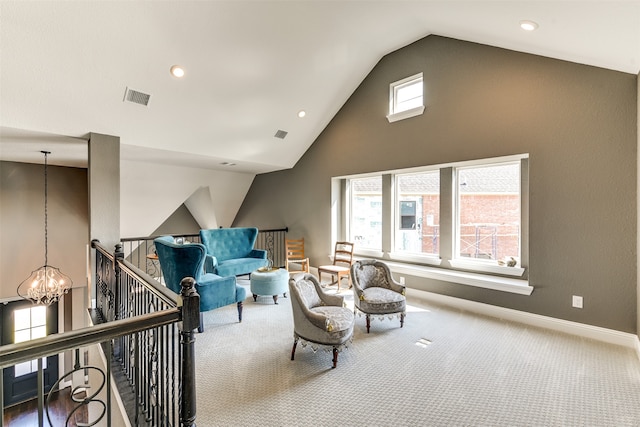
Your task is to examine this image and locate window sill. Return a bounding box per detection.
[386,106,425,123]
[381,260,533,296]
[449,259,525,277]
[388,251,442,266]
[353,248,385,259]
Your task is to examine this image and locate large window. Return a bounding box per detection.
[349,176,382,250]
[340,155,528,280]
[456,163,520,263]
[395,171,440,256]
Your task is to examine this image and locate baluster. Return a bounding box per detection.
[114,243,124,323]
[37,358,43,427]
[0,368,3,427]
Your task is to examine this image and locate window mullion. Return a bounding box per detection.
[381,174,393,255]
[439,167,454,264]
[519,158,529,273]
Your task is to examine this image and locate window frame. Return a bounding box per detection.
[387,73,425,123]
[393,168,441,261]
[335,154,530,294]
[347,175,383,251]
[452,161,523,270]
[13,305,48,376]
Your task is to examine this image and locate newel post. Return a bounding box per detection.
[179,277,200,427]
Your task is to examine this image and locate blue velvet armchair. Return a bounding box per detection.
[199,227,268,276]
[154,236,246,332]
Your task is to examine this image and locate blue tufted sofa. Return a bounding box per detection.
[154,236,246,332]
[199,227,268,277]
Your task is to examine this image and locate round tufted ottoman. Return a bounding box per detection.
[250,268,289,304]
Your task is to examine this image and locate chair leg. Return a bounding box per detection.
[237,301,243,322]
[273,295,279,304]
[400,313,405,328]
[291,337,299,360]
[366,314,371,333]
[332,347,338,369]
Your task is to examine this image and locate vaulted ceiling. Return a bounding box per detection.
[1,1,639,173]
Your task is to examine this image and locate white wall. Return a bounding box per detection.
[120,160,255,238]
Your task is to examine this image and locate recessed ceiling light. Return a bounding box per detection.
[297,110,306,118]
[519,20,539,31]
[170,65,185,78]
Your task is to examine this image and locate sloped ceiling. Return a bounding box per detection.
[1,1,639,173]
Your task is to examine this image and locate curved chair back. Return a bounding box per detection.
[350,259,394,291]
[199,227,259,262]
[154,236,207,293]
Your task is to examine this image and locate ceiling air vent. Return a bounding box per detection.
[123,87,151,106]
[274,129,288,139]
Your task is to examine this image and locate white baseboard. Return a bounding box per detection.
[406,288,640,357]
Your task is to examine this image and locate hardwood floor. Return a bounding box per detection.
[3,387,88,426]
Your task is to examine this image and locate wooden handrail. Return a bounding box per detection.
[0,309,180,368]
[119,227,288,242]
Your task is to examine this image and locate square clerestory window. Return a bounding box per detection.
[387,72,425,123]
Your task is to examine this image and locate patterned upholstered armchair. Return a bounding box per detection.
[289,273,355,368]
[351,259,406,333]
[154,236,246,332]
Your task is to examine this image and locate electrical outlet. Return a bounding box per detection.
[399,276,405,285]
[572,295,583,309]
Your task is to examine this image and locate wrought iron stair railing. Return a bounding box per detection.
[0,240,201,427]
[1,228,287,427]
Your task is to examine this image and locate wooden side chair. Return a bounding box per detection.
[317,241,354,291]
[285,238,309,273]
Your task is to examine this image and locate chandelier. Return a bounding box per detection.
[18,151,72,305]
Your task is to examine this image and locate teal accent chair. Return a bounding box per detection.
[199,227,268,277]
[154,236,246,332]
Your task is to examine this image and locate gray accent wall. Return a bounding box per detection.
[234,35,638,333]
[0,161,88,300]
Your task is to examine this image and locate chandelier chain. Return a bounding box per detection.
[16,150,72,305]
[43,150,49,266]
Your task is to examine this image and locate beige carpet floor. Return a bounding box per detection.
[194,278,640,426]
